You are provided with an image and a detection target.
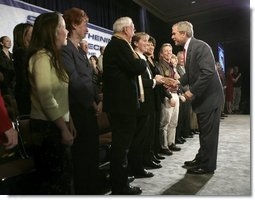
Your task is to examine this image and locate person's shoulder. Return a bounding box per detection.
[31,49,51,63]
[62,39,74,50]
[191,38,207,45]
[110,36,126,44]
[191,38,211,50]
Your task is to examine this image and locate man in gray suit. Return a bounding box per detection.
[171,21,224,174]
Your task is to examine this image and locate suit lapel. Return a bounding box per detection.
[67,39,88,64]
[185,38,195,74]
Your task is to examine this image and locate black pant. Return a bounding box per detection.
[108,113,137,192]
[143,113,157,161]
[176,101,191,139]
[71,108,99,195]
[30,119,73,194]
[195,106,221,171]
[129,114,150,170]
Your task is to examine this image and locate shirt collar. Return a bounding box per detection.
[184,37,192,51]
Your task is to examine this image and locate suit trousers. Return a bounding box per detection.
[129,114,150,170]
[71,108,99,195]
[195,106,221,171]
[176,100,191,139]
[108,113,137,192]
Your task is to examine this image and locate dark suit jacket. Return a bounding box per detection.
[61,39,98,110]
[179,38,224,113]
[138,63,155,115]
[102,36,147,115]
[147,59,161,112]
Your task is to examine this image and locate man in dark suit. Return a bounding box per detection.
[171,21,224,174]
[102,17,147,195]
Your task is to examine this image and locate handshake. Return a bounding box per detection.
[154,75,180,87]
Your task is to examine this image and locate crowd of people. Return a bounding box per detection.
[0,7,243,195]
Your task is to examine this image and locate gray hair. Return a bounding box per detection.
[159,43,172,53]
[113,17,133,33]
[173,21,194,38]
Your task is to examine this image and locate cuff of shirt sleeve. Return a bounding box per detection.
[152,79,156,88]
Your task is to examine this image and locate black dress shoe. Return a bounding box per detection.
[111,185,142,195]
[168,144,181,151]
[133,169,154,178]
[180,137,186,142]
[144,160,162,169]
[184,134,193,138]
[128,176,135,183]
[151,154,161,163]
[175,138,184,144]
[221,113,228,117]
[155,153,165,160]
[159,148,173,155]
[184,159,200,167]
[187,167,214,175]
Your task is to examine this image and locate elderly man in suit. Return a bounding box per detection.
[102,17,147,195]
[171,21,224,174]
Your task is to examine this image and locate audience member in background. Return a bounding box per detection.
[27,12,75,194]
[215,61,227,118]
[0,36,15,96]
[61,7,102,194]
[97,46,105,71]
[171,21,224,174]
[232,66,242,113]
[0,91,18,149]
[89,55,103,93]
[144,35,166,161]
[225,67,234,114]
[129,32,163,178]
[102,16,146,195]
[170,54,180,80]
[12,23,33,115]
[79,39,89,55]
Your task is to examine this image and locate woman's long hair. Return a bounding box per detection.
[13,23,33,52]
[27,12,68,82]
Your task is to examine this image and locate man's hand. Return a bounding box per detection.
[184,90,193,101]
[154,74,164,85]
[179,95,186,102]
[167,98,176,107]
[162,77,178,87]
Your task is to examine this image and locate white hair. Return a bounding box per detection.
[113,17,133,33]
